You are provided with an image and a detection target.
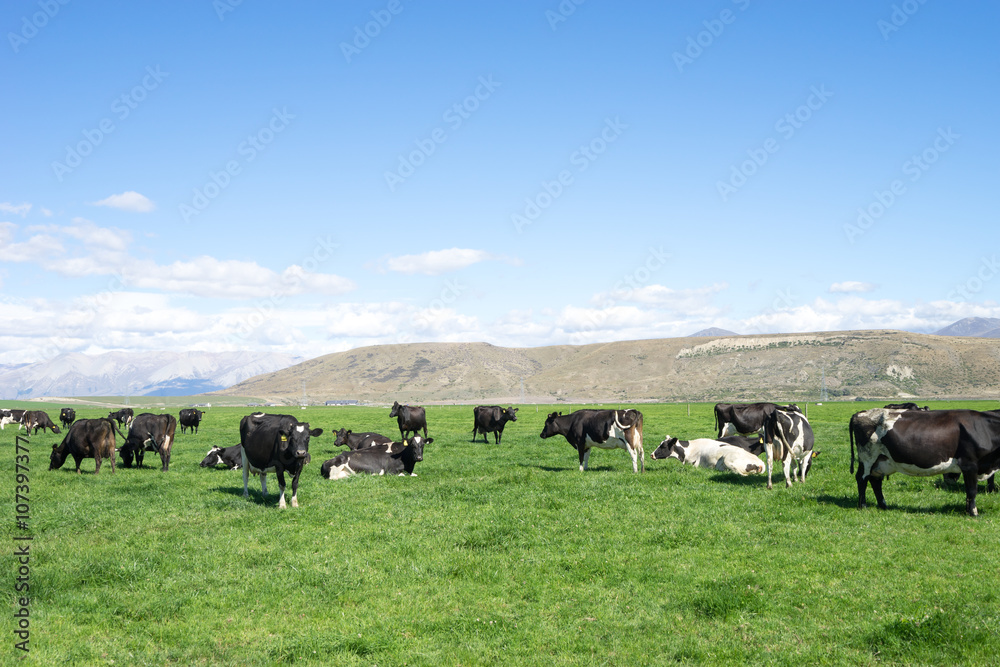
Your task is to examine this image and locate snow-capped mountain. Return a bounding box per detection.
[0,351,302,399]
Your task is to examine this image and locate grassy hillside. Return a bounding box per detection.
[5,400,1000,664]
[215,330,1000,404]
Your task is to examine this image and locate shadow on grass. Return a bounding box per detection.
[211,484,284,506]
[816,493,973,515]
[515,463,616,472]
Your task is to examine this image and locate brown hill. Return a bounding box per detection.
[214,330,1000,404]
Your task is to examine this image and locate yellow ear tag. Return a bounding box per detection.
[403,439,409,447]
[280,436,288,442]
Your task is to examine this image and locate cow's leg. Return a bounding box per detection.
[260,473,268,498]
[289,471,301,508]
[963,471,979,517]
[95,453,102,475]
[870,476,888,510]
[241,448,250,499]
[987,473,997,494]
[579,447,590,472]
[764,442,774,490]
[721,423,736,438]
[277,470,288,509]
[856,468,868,509]
[783,453,793,488]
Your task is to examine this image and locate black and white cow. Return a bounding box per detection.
[332,428,393,451]
[762,409,815,489]
[108,408,135,427]
[179,408,204,434]
[539,409,644,473]
[651,436,765,476]
[119,413,177,471]
[883,403,929,411]
[59,408,76,429]
[240,413,322,509]
[717,434,767,456]
[200,444,243,470]
[850,408,1000,516]
[390,401,427,441]
[22,410,61,434]
[320,435,431,479]
[49,418,118,474]
[471,405,518,444]
[714,402,801,439]
[0,409,24,430]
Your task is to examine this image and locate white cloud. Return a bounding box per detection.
[592,283,727,312]
[385,248,501,275]
[0,202,31,217]
[830,281,877,293]
[91,191,155,213]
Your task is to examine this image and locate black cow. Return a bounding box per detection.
[717,434,767,456]
[59,408,76,429]
[200,444,243,470]
[22,410,61,434]
[119,413,177,471]
[108,408,135,427]
[850,408,1000,516]
[762,409,815,489]
[1,409,25,430]
[320,435,430,479]
[471,405,518,444]
[50,418,118,474]
[714,402,800,439]
[390,401,427,441]
[239,413,322,509]
[884,403,929,411]
[332,428,393,451]
[179,408,204,434]
[539,409,644,472]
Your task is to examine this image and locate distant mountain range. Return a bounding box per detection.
[933,317,1000,338]
[0,351,301,400]
[689,327,739,337]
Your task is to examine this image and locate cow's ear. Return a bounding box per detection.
[402,439,409,447]
[310,428,323,437]
[424,437,433,443]
[52,443,58,450]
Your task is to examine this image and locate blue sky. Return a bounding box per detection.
[1,0,998,364]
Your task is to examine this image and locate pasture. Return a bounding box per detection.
[4,400,1000,665]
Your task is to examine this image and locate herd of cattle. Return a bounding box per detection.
[6,398,1000,516]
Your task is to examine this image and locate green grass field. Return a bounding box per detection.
[4,400,1000,665]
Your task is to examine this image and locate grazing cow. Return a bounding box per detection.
[0,409,24,430]
[884,403,929,411]
[540,409,644,473]
[118,413,177,471]
[200,444,243,470]
[762,409,815,489]
[240,413,322,509]
[714,402,800,438]
[471,405,518,444]
[651,436,765,476]
[850,408,1000,516]
[59,408,76,429]
[179,408,204,434]
[22,410,61,434]
[332,428,393,451]
[108,408,135,427]
[320,435,431,479]
[390,401,427,441]
[49,418,117,474]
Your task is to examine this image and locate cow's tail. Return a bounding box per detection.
[849,419,855,475]
[103,418,127,444]
[714,407,721,438]
[616,410,644,472]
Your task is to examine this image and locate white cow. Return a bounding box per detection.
[762,410,815,489]
[651,436,765,476]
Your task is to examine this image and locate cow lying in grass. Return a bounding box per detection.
[320,436,431,480]
[651,436,765,476]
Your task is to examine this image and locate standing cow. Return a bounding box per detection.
[762,409,814,489]
[49,418,118,474]
[540,409,644,473]
[108,408,135,428]
[390,401,427,441]
[714,402,800,439]
[119,413,177,471]
[179,408,204,434]
[471,405,518,444]
[240,413,322,509]
[59,408,76,429]
[22,410,61,435]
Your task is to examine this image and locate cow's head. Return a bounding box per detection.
[49,443,68,470]
[404,435,431,462]
[333,427,352,448]
[504,407,518,422]
[389,401,402,418]
[539,412,562,439]
[200,446,224,467]
[278,422,322,462]
[651,436,683,461]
